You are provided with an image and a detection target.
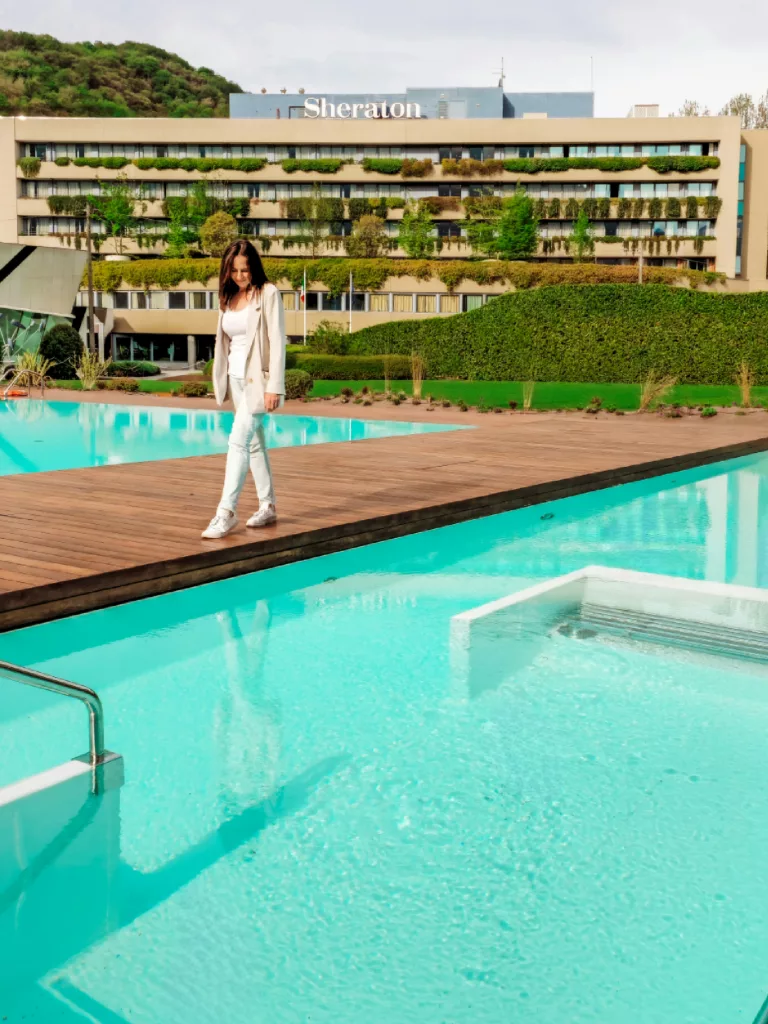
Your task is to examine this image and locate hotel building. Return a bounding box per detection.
[0,86,765,362]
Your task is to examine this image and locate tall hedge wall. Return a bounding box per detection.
[347,285,768,385]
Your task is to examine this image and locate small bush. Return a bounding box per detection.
[107,360,160,378]
[295,354,412,380]
[700,406,718,417]
[180,381,210,397]
[98,378,140,392]
[308,320,349,355]
[17,156,41,178]
[203,358,214,378]
[39,324,83,380]
[284,368,313,400]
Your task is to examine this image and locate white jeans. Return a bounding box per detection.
[218,376,275,514]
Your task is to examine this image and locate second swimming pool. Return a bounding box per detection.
[0,399,461,475]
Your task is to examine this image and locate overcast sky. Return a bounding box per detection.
[2,0,766,117]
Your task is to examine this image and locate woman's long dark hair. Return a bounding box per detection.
[218,239,268,310]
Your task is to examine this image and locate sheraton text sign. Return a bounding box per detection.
[303,98,423,119]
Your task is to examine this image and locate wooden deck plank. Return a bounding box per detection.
[1,404,768,631]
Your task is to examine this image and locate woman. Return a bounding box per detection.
[202,239,286,540]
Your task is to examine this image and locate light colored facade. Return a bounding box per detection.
[0,112,765,357]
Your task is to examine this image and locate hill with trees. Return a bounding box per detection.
[0,31,242,117]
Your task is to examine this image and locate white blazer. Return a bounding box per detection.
[212,282,287,414]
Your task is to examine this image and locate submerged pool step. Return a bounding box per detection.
[571,603,768,664]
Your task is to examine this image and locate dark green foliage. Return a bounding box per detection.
[0,31,241,117]
[203,358,214,377]
[665,197,681,219]
[39,323,83,379]
[347,285,768,385]
[295,354,412,380]
[98,377,140,392]
[284,368,313,399]
[106,360,160,377]
[502,156,719,174]
[48,195,87,216]
[307,319,349,354]
[281,159,344,174]
[361,158,403,174]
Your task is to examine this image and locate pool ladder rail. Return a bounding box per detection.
[0,659,119,795]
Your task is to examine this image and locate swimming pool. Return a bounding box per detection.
[1,450,768,1022]
[0,399,461,475]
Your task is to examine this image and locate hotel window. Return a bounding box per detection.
[518,146,535,159]
[323,294,343,312]
[571,145,589,157]
[369,294,389,312]
[191,292,208,310]
[393,294,414,313]
[131,292,148,310]
[113,292,129,309]
[439,294,461,314]
[416,295,437,314]
[148,292,166,310]
[304,293,320,311]
[349,292,366,312]
[689,144,703,156]
[169,292,187,310]
[281,291,297,311]
[463,295,484,312]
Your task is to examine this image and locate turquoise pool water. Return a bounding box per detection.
[0,399,460,475]
[1,451,768,1022]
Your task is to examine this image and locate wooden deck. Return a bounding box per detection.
[2,399,768,631]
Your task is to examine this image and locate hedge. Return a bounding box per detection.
[295,354,412,380]
[347,285,768,385]
[106,360,160,378]
[284,368,313,399]
[89,257,719,296]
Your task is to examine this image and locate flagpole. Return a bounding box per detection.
[349,270,353,334]
[303,266,307,345]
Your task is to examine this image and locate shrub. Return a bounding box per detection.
[347,285,768,385]
[307,319,349,355]
[295,354,412,380]
[204,358,214,378]
[284,368,313,400]
[106,360,160,378]
[281,158,343,174]
[17,157,42,178]
[700,406,718,417]
[39,323,83,380]
[401,158,433,178]
[361,158,403,175]
[98,377,140,392]
[200,211,238,257]
[179,381,210,397]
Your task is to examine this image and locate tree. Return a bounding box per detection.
[397,203,436,258]
[87,175,145,254]
[568,208,595,263]
[495,189,539,260]
[200,210,238,256]
[676,100,711,117]
[295,184,342,257]
[462,189,538,259]
[720,91,768,129]
[39,323,83,380]
[344,215,389,258]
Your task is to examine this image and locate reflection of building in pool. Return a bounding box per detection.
[0,242,86,365]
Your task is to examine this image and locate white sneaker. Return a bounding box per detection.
[246,503,277,528]
[201,510,239,539]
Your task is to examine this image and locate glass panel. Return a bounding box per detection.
[113,292,129,309]
[464,295,484,311]
[304,293,319,311]
[416,295,437,314]
[369,294,389,312]
[440,294,461,314]
[191,292,208,310]
[148,292,166,310]
[131,292,147,310]
[689,144,703,156]
[281,291,297,311]
[323,294,342,312]
[350,293,366,312]
[169,292,186,310]
[393,294,413,313]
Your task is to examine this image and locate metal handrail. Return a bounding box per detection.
[0,659,105,767]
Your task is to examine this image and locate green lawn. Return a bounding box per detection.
[309,380,768,410]
[50,377,768,410]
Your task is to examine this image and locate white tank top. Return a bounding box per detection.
[222,306,250,378]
